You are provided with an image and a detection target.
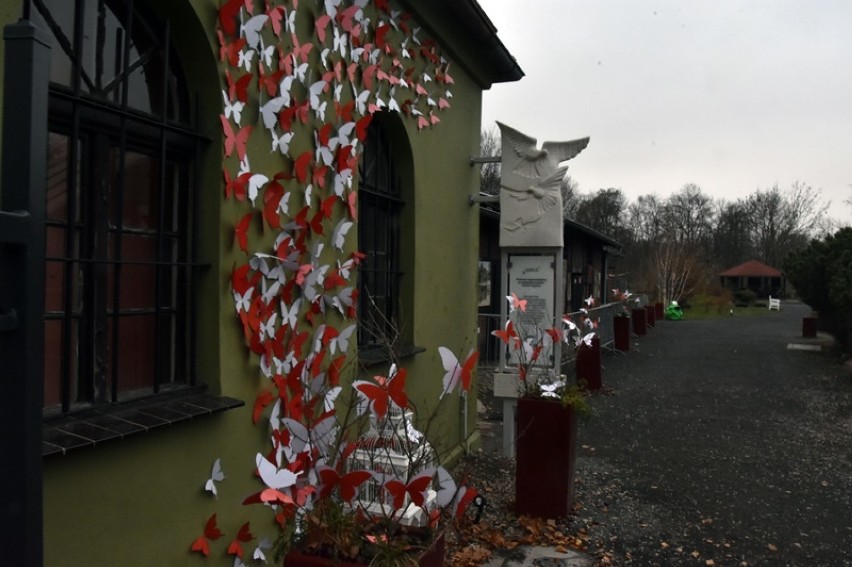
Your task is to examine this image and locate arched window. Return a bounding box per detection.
[357,113,414,361]
[35,0,203,414]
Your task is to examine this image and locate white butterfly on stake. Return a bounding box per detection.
[434,465,457,508]
[282,415,337,457]
[255,453,299,490]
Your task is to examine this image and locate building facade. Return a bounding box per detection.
[0,1,521,564]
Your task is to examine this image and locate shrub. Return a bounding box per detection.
[784,227,852,348]
[733,289,757,307]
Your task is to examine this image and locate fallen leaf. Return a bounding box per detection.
[768,543,778,552]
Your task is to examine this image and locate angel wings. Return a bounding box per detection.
[497,121,589,183]
[496,122,589,244]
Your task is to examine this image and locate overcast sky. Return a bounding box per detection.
[478,0,852,221]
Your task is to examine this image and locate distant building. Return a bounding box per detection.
[719,259,785,298]
[478,204,622,360]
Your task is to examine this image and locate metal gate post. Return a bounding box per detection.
[0,17,50,567]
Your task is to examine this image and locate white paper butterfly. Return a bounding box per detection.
[205,458,225,497]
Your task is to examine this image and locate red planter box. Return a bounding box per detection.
[654,302,664,320]
[613,315,630,351]
[645,305,656,327]
[632,308,647,335]
[802,316,817,338]
[515,398,578,518]
[576,336,602,390]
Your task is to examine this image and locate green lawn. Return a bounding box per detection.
[682,304,778,320]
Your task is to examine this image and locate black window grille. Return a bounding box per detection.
[34,0,204,415]
[358,118,403,348]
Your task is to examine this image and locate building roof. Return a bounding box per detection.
[719,259,783,278]
[479,200,623,251]
[399,0,524,88]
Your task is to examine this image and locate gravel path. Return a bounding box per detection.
[458,302,852,566]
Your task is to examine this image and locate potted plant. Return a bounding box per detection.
[611,289,634,352]
[255,349,481,566]
[491,293,595,518]
[190,340,481,567]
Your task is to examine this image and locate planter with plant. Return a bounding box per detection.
[611,289,634,352]
[632,305,647,335]
[250,347,483,566]
[491,293,596,518]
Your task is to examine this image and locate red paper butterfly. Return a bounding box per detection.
[225,70,251,103]
[190,513,223,556]
[438,347,479,397]
[226,522,254,559]
[317,465,373,502]
[383,469,434,510]
[352,366,408,419]
[221,115,252,161]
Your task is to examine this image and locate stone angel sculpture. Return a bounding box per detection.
[496,121,589,247]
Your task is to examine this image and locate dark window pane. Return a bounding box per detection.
[109,315,156,396]
[111,150,160,230]
[43,0,195,414]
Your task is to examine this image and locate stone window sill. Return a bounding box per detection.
[42,390,244,457]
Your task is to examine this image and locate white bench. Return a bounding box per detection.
[768,296,781,311]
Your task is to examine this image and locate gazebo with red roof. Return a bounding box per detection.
[719,259,785,298]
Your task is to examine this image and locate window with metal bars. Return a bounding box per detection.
[357,117,403,352]
[35,0,203,415]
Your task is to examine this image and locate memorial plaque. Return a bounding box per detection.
[506,254,557,369]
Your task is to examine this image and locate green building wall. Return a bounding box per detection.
[0,0,494,564]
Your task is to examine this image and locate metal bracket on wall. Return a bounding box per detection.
[469,155,501,166]
[469,194,500,206]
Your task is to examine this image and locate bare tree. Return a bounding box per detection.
[561,175,580,218]
[746,182,828,267]
[649,240,707,306]
[574,188,626,235]
[479,126,501,195]
[662,183,714,248]
[712,200,752,268]
[626,194,664,244]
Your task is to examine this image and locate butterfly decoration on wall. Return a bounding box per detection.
[193,0,468,558]
[204,458,225,497]
[190,513,224,556]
